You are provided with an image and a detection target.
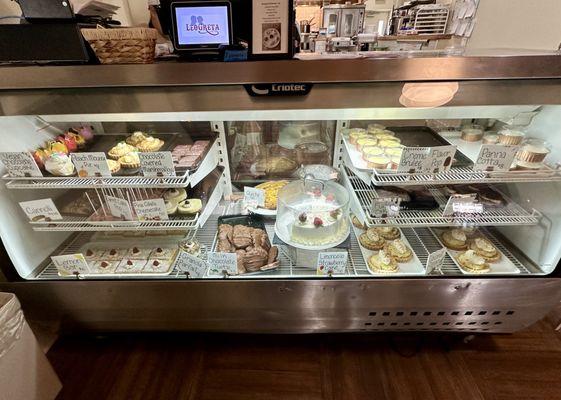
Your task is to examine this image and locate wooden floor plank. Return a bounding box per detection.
[47,318,561,400]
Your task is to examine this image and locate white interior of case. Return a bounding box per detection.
[0,105,560,279]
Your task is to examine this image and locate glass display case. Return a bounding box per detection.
[0,56,560,333]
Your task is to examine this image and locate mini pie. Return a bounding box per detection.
[365,155,390,169]
[456,249,490,274]
[384,239,413,263]
[375,226,401,240]
[118,152,140,169]
[164,188,187,203]
[177,198,202,215]
[469,237,501,262]
[441,228,468,250]
[108,142,137,160]
[359,229,385,251]
[90,260,118,274]
[107,159,121,174]
[125,131,148,146]
[368,250,398,273]
[137,136,165,152]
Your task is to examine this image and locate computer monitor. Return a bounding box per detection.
[170,1,233,51]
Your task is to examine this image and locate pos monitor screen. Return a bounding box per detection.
[170,1,233,51]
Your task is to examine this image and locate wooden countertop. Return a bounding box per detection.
[378,34,453,41]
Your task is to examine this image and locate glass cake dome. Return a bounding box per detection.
[274,175,350,250]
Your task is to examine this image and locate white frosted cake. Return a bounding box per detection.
[290,208,348,246]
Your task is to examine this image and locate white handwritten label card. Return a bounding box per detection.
[133,198,168,221]
[244,186,265,208]
[474,145,518,172]
[0,152,43,177]
[19,198,62,221]
[316,251,348,275]
[207,252,238,276]
[72,152,112,177]
[371,197,401,218]
[426,145,457,173]
[51,254,90,276]
[426,247,447,275]
[139,152,176,177]
[398,147,431,173]
[106,195,134,220]
[443,194,477,217]
[174,251,208,278]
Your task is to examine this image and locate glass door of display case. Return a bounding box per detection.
[1,57,561,333]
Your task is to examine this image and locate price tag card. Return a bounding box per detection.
[474,145,519,172]
[105,195,134,220]
[51,254,90,276]
[443,194,478,217]
[133,198,168,221]
[71,152,111,177]
[426,145,457,173]
[207,252,238,276]
[174,251,208,278]
[426,247,447,275]
[371,197,401,218]
[139,152,176,177]
[397,147,432,173]
[19,198,62,222]
[0,152,42,177]
[244,186,265,207]
[316,252,348,276]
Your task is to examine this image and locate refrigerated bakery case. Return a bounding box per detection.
[0,56,561,333]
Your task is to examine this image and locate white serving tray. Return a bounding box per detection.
[352,224,426,276]
[430,227,520,275]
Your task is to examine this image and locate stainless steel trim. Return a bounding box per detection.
[2,56,561,90]
[1,278,560,333]
[2,80,561,117]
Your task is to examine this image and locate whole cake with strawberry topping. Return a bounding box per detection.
[289,195,348,246]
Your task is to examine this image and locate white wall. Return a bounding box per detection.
[467,0,561,51]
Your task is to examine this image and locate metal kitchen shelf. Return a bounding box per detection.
[341,141,561,186]
[33,210,535,280]
[3,140,220,190]
[30,213,199,232]
[343,167,542,228]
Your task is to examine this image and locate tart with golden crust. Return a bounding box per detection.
[469,237,501,262]
[126,131,148,146]
[137,136,165,152]
[118,152,140,169]
[384,239,413,263]
[375,226,401,240]
[456,249,490,273]
[108,142,137,160]
[368,250,398,273]
[441,228,469,251]
[359,228,385,250]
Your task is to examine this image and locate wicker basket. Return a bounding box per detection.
[81,27,158,64]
